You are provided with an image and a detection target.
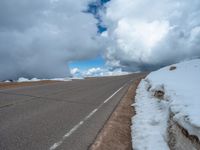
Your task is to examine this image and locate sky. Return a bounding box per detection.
[69,56,105,71]
[0,0,200,80]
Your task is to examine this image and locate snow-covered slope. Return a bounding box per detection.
[132,59,200,150]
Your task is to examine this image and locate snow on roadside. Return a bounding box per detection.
[17,77,72,82]
[132,79,170,150]
[132,59,200,150]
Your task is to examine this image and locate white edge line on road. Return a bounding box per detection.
[103,86,123,104]
[49,83,127,150]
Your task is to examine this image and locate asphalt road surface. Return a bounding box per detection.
[0,74,143,150]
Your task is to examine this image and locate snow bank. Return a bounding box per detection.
[132,80,170,150]
[132,59,200,150]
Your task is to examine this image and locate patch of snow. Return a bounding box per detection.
[48,78,72,81]
[132,80,170,150]
[17,77,32,82]
[16,77,71,82]
[132,59,200,149]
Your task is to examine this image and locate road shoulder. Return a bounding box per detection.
[89,77,143,150]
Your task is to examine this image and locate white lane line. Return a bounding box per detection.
[50,121,85,150]
[50,141,62,150]
[103,86,124,104]
[49,84,127,150]
[85,108,98,120]
[64,121,84,138]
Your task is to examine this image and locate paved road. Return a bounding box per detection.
[0,74,143,150]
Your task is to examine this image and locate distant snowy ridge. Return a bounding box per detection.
[16,77,72,82]
[3,71,131,83]
[132,59,200,150]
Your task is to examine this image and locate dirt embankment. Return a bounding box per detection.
[0,80,59,90]
[168,112,200,150]
[90,77,144,150]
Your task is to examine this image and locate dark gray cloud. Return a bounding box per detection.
[0,0,103,80]
[1,0,200,80]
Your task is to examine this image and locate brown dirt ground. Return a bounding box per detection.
[89,77,144,150]
[0,80,59,90]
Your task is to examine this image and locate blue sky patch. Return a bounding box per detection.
[69,56,105,71]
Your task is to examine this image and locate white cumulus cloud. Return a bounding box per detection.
[83,67,130,77]
[102,0,200,71]
[70,68,80,75]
